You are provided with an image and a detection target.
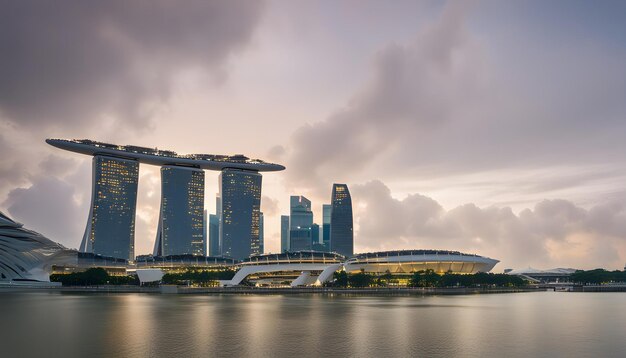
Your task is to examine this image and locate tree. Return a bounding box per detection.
[409,270,441,287]
[349,272,374,288]
[333,271,348,288]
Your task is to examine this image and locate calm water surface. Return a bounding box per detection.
[0,291,624,357]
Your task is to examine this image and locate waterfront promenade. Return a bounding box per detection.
[0,285,541,295]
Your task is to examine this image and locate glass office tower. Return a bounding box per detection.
[153,166,205,256]
[281,215,290,253]
[219,169,262,260]
[259,212,264,254]
[203,210,208,256]
[322,204,332,250]
[80,155,139,261]
[208,214,220,256]
[289,196,313,251]
[330,184,353,257]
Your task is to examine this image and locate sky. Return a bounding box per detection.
[1,0,626,270]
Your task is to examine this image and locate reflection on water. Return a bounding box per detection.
[1,292,625,357]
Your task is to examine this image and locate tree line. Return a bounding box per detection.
[328,270,526,288]
[161,269,236,285]
[570,269,626,284]
[50,268,138,286]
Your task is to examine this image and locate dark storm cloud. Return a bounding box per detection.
[283,1,626,190]
[0,0,266,129]
[352,180,626,269]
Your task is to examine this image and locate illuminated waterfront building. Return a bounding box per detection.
[219,168,262,260]
[47,139,284,260]
[330,184,353,257]
[153,166,205,256]
[344,250,499,275]
[289,196,313,251]
[224,250,500,287]
[81,155,139,261]
[322,204,332,250]
[281,215,290,253]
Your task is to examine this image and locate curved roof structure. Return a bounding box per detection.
[345,250,499,274]
[506,267,577,276]
[226,251,343,287]
[241,251,345,266]
[46,139,286,172]
[0,212,76,282]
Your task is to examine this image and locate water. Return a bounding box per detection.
[0,291,624,357]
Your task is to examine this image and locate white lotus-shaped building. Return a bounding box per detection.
[0,211,76,282]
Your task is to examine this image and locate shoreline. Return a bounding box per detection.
[2,285,625,294]
[0,285,542,295]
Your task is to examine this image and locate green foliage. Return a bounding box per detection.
[376,270,399,287]
[333,271,349,288]
[409,269,441,287]
[407,270,526,288]
[348,272,374,288]
[570,269,626,284]
[50,268,139,286]
[160,269,236,285]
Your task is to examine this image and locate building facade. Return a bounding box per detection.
[153,166,205,256]
[80,155,139,261]
[330,184,353,257]
[281,215,290,253]
[48,139,284,261]
[259,212,264,254]
[322,204,332,251]
[208,214,220,256]
[203,210,208,256]
[311,223,320,246]
[219,169,262,260]
[289,196,313,251]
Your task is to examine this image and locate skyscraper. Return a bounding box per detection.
[322,204,332,250]
[289,196,313,251]
[208,214,220,256]
[203,209,208,256]
[312,223,320,243]
[311,223,322,251]
[219,168,262,260]
[330,184,353,257]
[259,212,264,254]
[214,194,222,255]
[80,155,139,261]
[281,215,290,253]
[153,166,205,256]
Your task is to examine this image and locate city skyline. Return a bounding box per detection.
[1,1,626,269]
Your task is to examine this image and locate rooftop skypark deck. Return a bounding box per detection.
[46,138,286,172]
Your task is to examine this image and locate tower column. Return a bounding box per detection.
[81,155,139,261]
[153,165,205,257]
[219,168,262,260]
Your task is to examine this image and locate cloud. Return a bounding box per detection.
[261,195,279,217]
[3,176,88,249]
[0,1,268,253]
[352,180,626,270]
[282,1,626,193]
[283,1,485,188]
[0,0,266,130]
[266,145,286,162]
